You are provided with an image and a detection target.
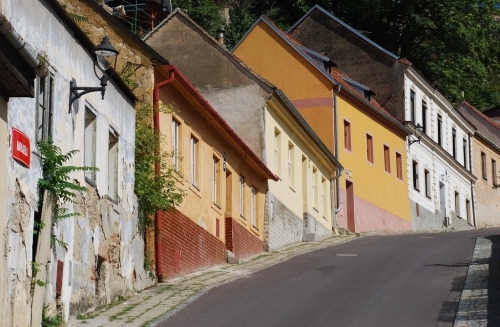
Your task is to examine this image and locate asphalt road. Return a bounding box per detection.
[159,229,500,327]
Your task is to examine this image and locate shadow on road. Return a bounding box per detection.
[487,235,500,326]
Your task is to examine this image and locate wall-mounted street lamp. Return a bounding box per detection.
[408,123,424,146]
[69,36,119,108]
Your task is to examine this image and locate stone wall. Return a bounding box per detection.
[303,212,332,241]
[411,200,446,231]
[265,192,303,251]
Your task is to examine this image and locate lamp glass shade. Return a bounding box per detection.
[93,36,118,71]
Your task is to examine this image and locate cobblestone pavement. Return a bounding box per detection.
[454,237,490,327]
[66,234,358,327]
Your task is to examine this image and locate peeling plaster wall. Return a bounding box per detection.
[1,0,147,323]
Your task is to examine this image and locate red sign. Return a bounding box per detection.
[12,127,30,168]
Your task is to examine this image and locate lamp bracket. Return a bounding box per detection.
[69,79,107,109]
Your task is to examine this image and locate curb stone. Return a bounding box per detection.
[454,236,491,327]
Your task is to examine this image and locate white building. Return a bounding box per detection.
[0,0,149,324]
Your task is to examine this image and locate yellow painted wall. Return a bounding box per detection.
[336,96,411,222]
[159,85,267,242]
[234,19,410,223]
[265,98,333,230]
[473,136,500,226]
[234,21,335,153]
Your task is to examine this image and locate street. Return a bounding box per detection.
[160,229,500,327]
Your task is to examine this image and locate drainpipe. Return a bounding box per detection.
[152,65,177,281]
[332,84,342,232]
[0,15,39,69]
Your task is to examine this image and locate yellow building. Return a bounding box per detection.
[145,9,342,251]
[154,65,277,279]
[458,102,500,227]
[234,16,412,232]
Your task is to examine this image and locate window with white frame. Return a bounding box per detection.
[213,156,220,206]
[84,108,96,183]
[190,135,199,188]
[409,89,415,123]
[288,142,294,187]
[463,138,467,168]
[36,74,54,142]
[455,192,460,216]
[322,177,327,218]
[274,129,281,176]
[108,131,118,201]
[412,160,419,191]
[312,167,318,209]
[172,119,180,172]
[251,186,257,228]
[239,176,244,217]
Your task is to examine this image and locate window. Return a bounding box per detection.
[493,159,497,185]
[412,161,419,191]
[239,176,244,217]
[481,152,487,180]
[312,167,318,209]
[288,142,295,187]
[424,169,431,198]
[190,136,199,188]
[344,120,351,151]
[384,145,390,173]
[437,115,443,146]
[452,128,457,159]
[213,157,220,206]
[396,152,403,180]
[172,119,180,172]
[84,108,96,183]
[36,74,54,142]
[409,90,415,123]
[455,192,460,216]
[466,199,471,222]
[366,134,374,164]
[251,186,257,228]
[422,100,427,134]
[274,129,281,176]
[108,132,118,201]
[463,139,467,169]
[322,177,327,218]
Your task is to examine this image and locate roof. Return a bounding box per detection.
[158,65,279,181]
[288,5,400,61]
[235,15,409,136]
[144,8,275,94]
[458,101,500,149]
[44,0,139,103]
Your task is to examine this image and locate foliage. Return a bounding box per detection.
[35,137,97,252]
[134,102,185,229]
[181,0,499,110]
[172,0,226,37]
[119,63,139,92]
[41,305,63,327]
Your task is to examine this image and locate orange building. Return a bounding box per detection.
[153,65,277,279]
[234,17,412,233]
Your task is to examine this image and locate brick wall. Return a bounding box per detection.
[158,209,226,279]
[226,217,263,259]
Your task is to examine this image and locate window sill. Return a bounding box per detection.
[289,186,295,193]
[250,225,260,236]
[106,195,118,205]
[313,207,319,213]
[413,188,420,192]
[384,170,392,176]
[85,177,96,187]
[189,183,201,198]
[211,202,222,215]
[367,161,375,167]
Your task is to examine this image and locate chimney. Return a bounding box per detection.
[217,31,225,46]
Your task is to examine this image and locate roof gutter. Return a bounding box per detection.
[0,14,39,69]
[152,64,177,281]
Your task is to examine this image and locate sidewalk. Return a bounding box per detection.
[454,236,491,327]
[67,234,358,327]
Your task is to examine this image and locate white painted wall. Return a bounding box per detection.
[404,68,476,229]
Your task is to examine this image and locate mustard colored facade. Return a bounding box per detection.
[234,17,411,232]
[155,66,276,277]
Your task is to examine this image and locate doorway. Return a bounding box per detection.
[346,180,355,232]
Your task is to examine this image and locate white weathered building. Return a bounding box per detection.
[0,0,150,324]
